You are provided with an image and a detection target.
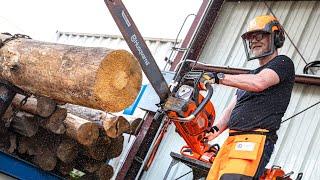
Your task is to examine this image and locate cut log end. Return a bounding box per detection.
[43,107,67,134]
[36,96,57,117]
[77,123,99,146]
[103,116,130,138]
[93,50,142,112]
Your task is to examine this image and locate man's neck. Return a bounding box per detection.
[259,51,278,66]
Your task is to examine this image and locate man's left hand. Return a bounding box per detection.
[201,72,219,84]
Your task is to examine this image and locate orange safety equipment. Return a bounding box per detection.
[241,15,285,61]
[207,130,268,180]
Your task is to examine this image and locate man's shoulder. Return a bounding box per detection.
[269,55,294,67]
[268,55,295,81]
[274,55,293,63]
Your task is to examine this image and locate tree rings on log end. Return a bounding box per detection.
[94,50,142,112]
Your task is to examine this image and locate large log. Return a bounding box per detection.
[64,113,99,146]
[0,34,142,112]
[12,94,56,117]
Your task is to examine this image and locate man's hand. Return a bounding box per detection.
[205,125,220,141]
[200,72,219,85]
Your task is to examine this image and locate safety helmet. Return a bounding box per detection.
[241,15,285,61]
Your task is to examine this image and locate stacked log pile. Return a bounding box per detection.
[0,35,143,179]
[0,94,143,179]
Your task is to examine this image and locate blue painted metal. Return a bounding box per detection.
[123,84,147,115]
[0,150,62,180]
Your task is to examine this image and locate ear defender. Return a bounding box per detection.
[274,24,285,48]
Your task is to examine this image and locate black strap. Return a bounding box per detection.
[229,130,272,136]
[229,130,278,144]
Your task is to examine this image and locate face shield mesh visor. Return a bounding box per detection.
[242,32,276,61]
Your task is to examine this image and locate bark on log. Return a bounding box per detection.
[102,116,130,138]
[64,113,99,146]
[12,94,56,117]
[0,34,142,112]
[40,107,67,134]
[56,139,78,163]
[62,103,106,121]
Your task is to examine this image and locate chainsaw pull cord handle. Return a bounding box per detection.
[176,82,213,122]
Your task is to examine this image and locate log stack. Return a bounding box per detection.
[0,94,143,179]
[0,35,144,179]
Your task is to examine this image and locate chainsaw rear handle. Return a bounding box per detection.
[176,82,213,122]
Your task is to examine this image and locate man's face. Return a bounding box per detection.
[247,32,271,57]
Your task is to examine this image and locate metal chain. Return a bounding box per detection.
[5,95,30,128]
[0,33,32,48]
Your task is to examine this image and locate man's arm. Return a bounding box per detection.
[206,95,237,141]
[220,68,280,92]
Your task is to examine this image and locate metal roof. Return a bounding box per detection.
[142,1,320,180]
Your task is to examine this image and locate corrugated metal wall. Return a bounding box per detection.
[143,1,320,180]
[55,32,180,74]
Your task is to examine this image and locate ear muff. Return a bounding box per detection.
[274,25,285,48]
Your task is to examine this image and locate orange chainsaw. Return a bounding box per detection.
[163,71,219,162]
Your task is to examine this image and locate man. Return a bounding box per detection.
[205,15,295,179]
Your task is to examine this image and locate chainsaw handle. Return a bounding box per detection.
[177,82,213,122]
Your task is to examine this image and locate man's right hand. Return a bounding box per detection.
[205,125,220,141]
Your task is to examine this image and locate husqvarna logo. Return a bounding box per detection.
[131,34,150,66]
